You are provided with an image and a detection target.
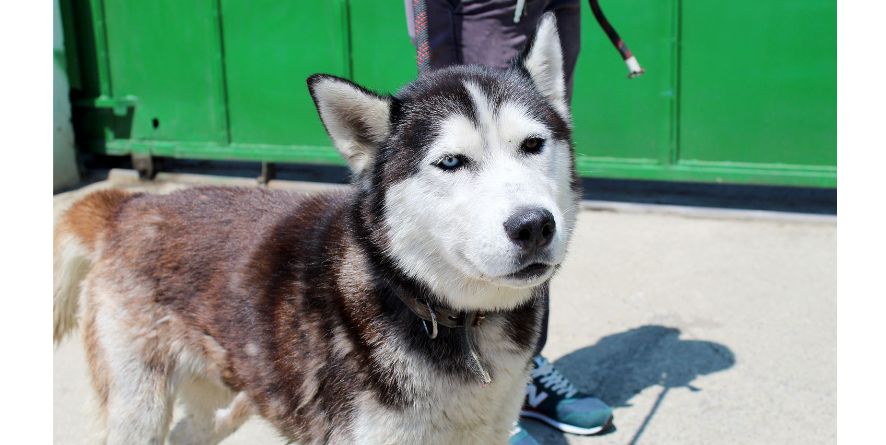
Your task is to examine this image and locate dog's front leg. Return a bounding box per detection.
[213,391,256,440]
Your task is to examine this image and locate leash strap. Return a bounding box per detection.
[589,0,645,78]
[420,299,439,339]
[463,312,493,385]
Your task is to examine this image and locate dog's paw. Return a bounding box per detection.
[168,418,213,445]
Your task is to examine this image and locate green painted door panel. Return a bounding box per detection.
[102,0,227,143]
[679,1,837,167]
[66,1,836,187]
[221,0,349,147]
[571,0,675,165]
[349,0,417,94]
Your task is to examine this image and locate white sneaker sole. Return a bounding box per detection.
[519,410,612,435]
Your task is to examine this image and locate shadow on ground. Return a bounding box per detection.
[523,325,735,445]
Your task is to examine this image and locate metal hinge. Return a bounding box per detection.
[73,95,138,116]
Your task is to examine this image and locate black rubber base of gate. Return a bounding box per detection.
[74,155,836,215]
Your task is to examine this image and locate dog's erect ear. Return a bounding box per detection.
[520,13,569,120]
[307,74,391,174]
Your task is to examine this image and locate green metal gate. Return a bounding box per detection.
[62,0,836,188]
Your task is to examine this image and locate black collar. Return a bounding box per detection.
[388,283,492,385]
[392,291,486,332]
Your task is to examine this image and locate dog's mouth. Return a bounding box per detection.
[505,262,553,281]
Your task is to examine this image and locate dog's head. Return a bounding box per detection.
[308,14,579,311]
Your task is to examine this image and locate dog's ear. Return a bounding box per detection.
[307,75,391,174]
[519,13,569,120]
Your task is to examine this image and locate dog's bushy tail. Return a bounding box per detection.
[54,189,131,344]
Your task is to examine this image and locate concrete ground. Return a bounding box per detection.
[54,171,836,445]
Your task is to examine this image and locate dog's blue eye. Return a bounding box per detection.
[434,154,466,171]
[441,156,459,168]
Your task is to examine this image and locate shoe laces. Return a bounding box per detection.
[531,356,578,398]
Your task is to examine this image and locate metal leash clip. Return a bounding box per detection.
[420,299,439,339]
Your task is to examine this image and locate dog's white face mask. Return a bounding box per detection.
[309,14,579,311]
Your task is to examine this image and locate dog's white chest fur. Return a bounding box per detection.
[352,321,533,445]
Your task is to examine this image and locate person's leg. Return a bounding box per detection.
[547,0,581,101]
[531,0,580,358]
[412,0,463,71]
[456,0,541,69]
[415,0,580,88]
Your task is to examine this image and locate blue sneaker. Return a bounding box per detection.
[521,356,614,435]
[509,421,541,445]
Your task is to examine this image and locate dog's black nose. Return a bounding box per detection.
[504,207,556,250]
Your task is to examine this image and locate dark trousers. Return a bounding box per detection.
[413,0,581,99]
[409,0,582,355]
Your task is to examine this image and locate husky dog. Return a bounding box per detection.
[54,14,579,445]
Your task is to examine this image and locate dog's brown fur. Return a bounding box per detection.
[53,189,134,342]
[57,189,132,249]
